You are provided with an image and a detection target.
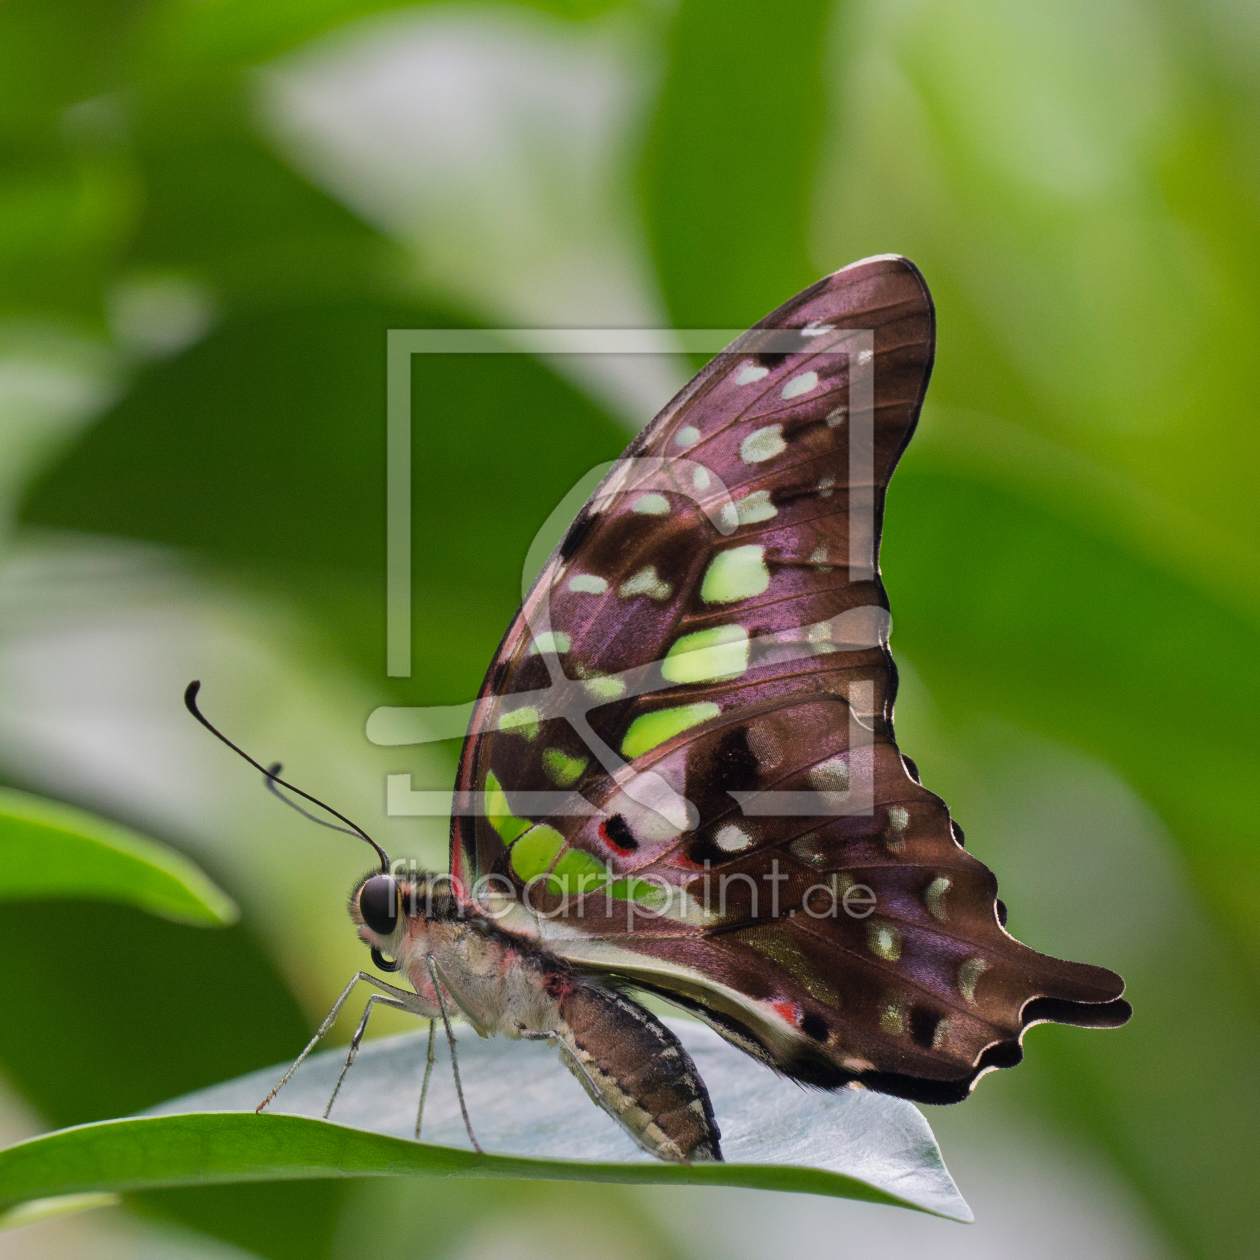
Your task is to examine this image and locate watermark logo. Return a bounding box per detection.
[390,855,878,928]
[370,325,880,926]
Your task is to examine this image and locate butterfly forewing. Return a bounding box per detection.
[450,255,1128,1103]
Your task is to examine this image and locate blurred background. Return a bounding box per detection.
[1,0,1257,1256]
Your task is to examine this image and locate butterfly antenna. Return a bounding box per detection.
[263,763,361,839]
[183,680,390,872]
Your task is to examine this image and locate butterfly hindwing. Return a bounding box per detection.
[450,255,1128,1102]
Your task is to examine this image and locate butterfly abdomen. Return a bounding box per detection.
[554,982,722,1163]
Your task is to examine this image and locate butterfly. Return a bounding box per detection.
[188,255,1130,1163]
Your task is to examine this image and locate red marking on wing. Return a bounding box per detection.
[772,1000,803,1028]
[671,854,707,871]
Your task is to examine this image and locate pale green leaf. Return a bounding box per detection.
[0,786,238,926]
[0,1192,120,1232]
[0,1023,971,1221]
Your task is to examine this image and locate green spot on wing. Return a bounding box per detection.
[660,625,749,684]
[498,707,540,740]
[548,847,610,895]
[529,632,571,655]
[701,545,770,604]
[582,674,626,701]
[485,771,532,845]
[509,824,565,882]
[609,877,668,908]
[631,493,669,515]
[542,747,588,787]
[621,703,720,758]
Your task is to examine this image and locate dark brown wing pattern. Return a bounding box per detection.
[451,255,1129,1103]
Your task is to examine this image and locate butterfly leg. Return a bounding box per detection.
[256,971,437,1114]
[414,1019,436,1140]
[324,993,409,1119]
[426,956,483,1154]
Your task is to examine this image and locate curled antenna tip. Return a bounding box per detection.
[181,680,390,873]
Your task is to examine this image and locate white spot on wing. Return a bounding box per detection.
[632,493,669,515]
[740,425,786,464]
[618,566,673,601]
[885,804,909,854]
[924,876,951,922]
[529,631,571,654]
[568,574,607,594]
[880,998,905,1035]
[809,756,850,794]
[715,823,754,852]
[957,957,988,1003]
[692,466,711,490]
[675,426,700,447]
[781,370,819,400]
[736,364,769,385]
[736,489,776,524]
[868,922,902,961]
[746,722,783,769]
[605,772,695,841]
[718,488,778,531]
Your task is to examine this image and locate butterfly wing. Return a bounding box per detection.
[450,255,1129,1102]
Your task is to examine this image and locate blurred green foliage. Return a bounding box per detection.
[642,0,832,333]
[1,0,1258,1258]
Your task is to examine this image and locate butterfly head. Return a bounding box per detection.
[349,868,465,972]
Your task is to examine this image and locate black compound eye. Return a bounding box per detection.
[359,874,400,935]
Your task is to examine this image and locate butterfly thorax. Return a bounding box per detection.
[349,869,723,1161]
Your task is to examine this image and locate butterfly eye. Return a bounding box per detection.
[359,874,400,935]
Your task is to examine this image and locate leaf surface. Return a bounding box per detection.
[0,787,237,926]
[0,1023,972,1221]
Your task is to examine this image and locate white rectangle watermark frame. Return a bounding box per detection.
[379,325,877,824]
[386,327,875,677]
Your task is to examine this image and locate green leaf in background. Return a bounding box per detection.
[883,465,1260,967]
[140,0,627,84]
[19,291,629,707]
[0,900,347,1259]
[640,0,835,333]
[0,785,237,926]
[0,1025,973,1222]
